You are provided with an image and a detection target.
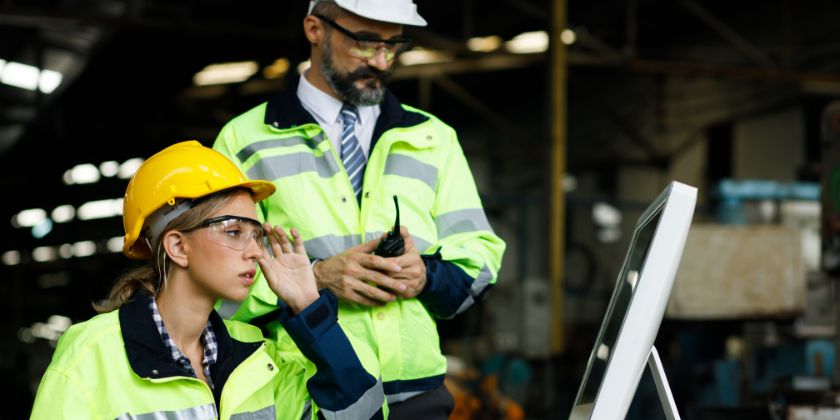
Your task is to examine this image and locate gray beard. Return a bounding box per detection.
[321,41,389,106]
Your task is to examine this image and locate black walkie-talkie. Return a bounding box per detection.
[374,195,405,257]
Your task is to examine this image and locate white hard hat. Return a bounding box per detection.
[308,0,427,27]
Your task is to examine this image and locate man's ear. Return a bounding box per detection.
[162,231,189,268]
[303,15,325,45]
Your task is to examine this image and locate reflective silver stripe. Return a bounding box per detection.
[447,265,494,319]
[435,208,493,237]
[470,264,494,296]
[449,296,475,320]
[385,391,424,404]
[230,405,276,420]
[236,134,326,162]
[246,151,340,181]
[305,234,358,259]
[413,235,433,253]
[364,231,433,254]
[364,231,382,242]
[320,377,385,420]
[384,154,437,189]
[300,400,312,420]
[115,403,217,420]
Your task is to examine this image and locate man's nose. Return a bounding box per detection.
[367,49,391,71]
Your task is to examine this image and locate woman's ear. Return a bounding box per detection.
[162,231,189,268]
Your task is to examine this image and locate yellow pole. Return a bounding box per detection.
[550,0,568,354]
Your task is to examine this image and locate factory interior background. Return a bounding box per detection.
[2,0,840,418]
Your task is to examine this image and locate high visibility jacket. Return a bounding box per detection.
[213,88,506,403]
[30,290,385,419]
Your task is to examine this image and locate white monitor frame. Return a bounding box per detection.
[569,181,697,420]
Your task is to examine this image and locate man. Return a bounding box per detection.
[213,1,505,417]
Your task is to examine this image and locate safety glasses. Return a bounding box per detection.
[185,215,266,251]
[313,13,412,62]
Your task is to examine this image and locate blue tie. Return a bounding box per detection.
[339,104,365,200]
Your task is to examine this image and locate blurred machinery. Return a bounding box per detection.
[446,354,527,420]
[653,101,840,419]
[822,101,840,389]
[661,176,826,419]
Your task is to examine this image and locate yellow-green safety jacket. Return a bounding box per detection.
[213,88,506,403]
[30,290,385,419]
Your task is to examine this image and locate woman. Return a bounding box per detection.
[30,141,384,419]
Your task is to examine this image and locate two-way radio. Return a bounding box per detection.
[374,195,405,257]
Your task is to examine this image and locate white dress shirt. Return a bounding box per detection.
[297,73,381,159]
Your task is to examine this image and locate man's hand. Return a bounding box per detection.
[313,236,407,306]
[382,227,427,299]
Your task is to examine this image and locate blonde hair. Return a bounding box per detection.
[94,189,248,313]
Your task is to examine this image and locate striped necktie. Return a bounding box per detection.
[339,104,365,200]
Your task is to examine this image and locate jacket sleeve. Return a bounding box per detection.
[415,125,506,319]
[31,366,96,419]
[279,290,385,420]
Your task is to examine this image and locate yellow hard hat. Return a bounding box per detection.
[122,140,275,260]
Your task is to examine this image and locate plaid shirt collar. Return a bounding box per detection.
[148,297,218,389]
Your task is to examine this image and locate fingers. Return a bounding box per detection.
[399,227,418,252]
[359,269,407,294]
[359,253,401,273]
[274,226,293,253]
[264,224,309,257]
[356,282,397,304]
[355,235,383,253]
[389,250,422,270]
[264,223,286,258]
[289,227,308,257]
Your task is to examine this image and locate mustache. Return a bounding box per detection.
[347,64,393,82]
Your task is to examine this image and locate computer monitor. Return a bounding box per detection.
[569,181,697,420]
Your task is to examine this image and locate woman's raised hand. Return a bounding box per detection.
[257,225,320,313]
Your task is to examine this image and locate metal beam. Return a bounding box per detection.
[392,53,544,80]
[431,74,516,133]
[550,0,567,354]
[567,52,840,91]
[678,0,776,68]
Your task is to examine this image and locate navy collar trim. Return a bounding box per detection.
[263,83,430,141]
[119,291,260,404]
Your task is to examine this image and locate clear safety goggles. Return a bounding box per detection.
[186,215,266,251]
[313,13,411,62]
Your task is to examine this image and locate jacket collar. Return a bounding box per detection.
[264,81,430,146]
[119,291,260,403]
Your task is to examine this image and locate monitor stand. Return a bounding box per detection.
[648,346,682,420]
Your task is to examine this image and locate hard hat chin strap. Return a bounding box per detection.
[143,199,195,249]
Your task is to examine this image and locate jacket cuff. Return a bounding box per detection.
[417,251,473,319]
[278,289,338,346]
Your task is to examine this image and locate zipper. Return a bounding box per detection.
[359,135,394,243]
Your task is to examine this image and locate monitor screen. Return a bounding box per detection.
[570,181,696,420]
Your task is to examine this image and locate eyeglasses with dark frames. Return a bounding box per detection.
[312,13,412,62]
